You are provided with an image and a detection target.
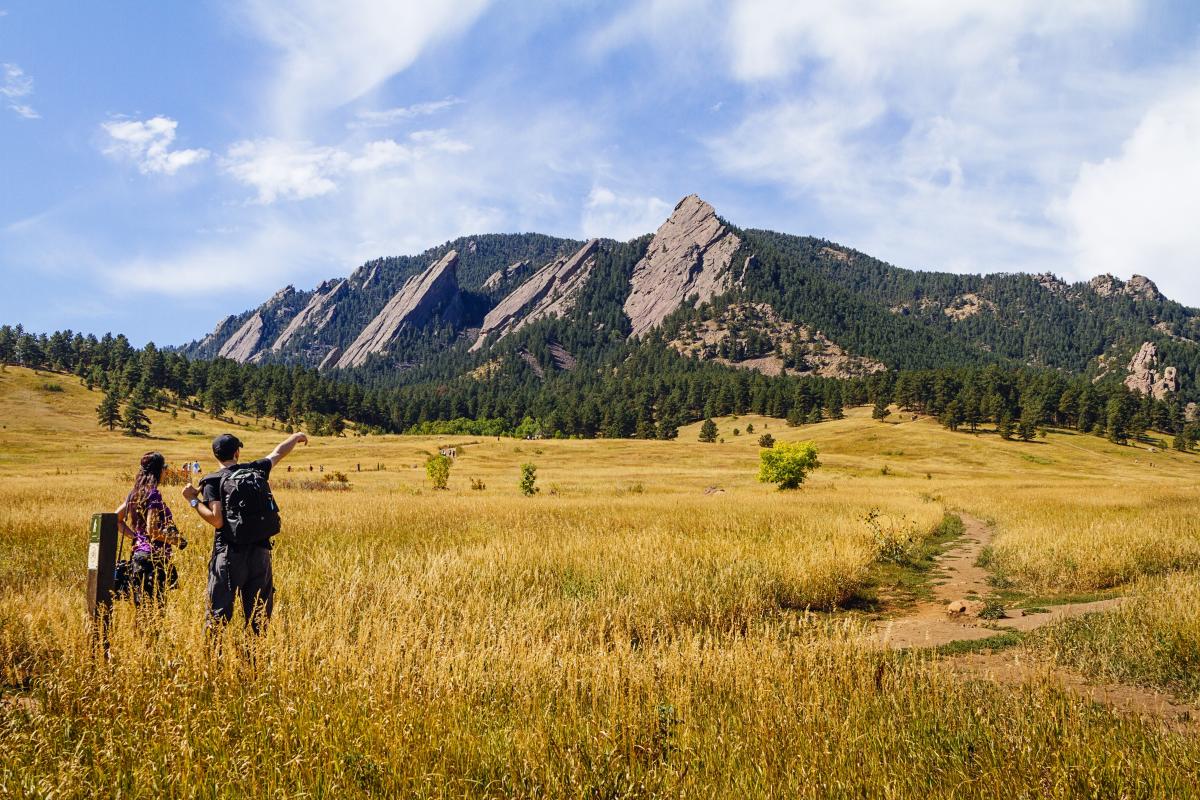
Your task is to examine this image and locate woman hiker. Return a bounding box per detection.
[115,452,184,607]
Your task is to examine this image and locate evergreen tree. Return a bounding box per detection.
[699,418,718,443]
[121,392,151,437]
[97,387,121,431]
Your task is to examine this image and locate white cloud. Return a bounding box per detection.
[223,139,349,203]
[1058,84,1200,302]
[222,130,471,203]
[101,116,210,175]
[237,0,491,130]
[724,1,1139,84]
[582,186,671,241]
[349,97,462,129]
[1,62,39,119]
[694,2,1171,277]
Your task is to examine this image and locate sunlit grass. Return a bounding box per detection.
[3,366,1200,797]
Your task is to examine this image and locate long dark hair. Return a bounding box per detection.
[128,452,165,533]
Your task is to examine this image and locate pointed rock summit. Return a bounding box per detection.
[334,250,463,369]
[271,279,347,353]
[624,194,742,338]
[471,240,599,351]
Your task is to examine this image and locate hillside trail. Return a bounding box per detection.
[870,514,1199,731]
[870,513,1122,651]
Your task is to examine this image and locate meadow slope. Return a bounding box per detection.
[2,366,1198,798]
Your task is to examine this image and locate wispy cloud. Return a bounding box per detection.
[689,2,1169,278]
[237,0,490,131]
[1,63,39,119]
[349,97,462,129]
[101,116,210,175]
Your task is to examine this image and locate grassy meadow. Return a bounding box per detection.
[2,365,1199,798]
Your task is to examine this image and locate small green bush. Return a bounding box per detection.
[758,441,820,490]
[519,463,538,496]
[425,454,451,490]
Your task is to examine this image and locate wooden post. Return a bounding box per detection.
[87,512,118,621]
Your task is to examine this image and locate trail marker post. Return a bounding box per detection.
[87,513,118,626]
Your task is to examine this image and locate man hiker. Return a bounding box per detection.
[182,432,307,632]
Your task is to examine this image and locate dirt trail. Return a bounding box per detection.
[948,652,1199,732]
[870,514,1121,650]
[869,514,1198,731]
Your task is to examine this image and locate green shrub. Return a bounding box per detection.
[758,441,820,490]
[425,454,451,490]
[519,463,538,496]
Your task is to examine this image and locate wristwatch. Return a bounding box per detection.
[190,498,200,508]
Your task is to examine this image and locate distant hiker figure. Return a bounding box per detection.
[115,452,184,607]
[182,432,307,632]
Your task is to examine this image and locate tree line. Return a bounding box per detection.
[3,323,1193,449]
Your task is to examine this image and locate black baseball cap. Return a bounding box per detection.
[212,433,244,461]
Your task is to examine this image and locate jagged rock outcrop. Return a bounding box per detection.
[669,302,885,379]
[334,251,463,369]
[482,261,529,292]
[1033,273,1069,296]
[1124,341,1178,399]
[470,240,599,351]
[1090,274,1162,301]
[943,293,995,321]
[271,280,347,352]
[1125,275,1162,301]
[218,313,264,362]
[196,315,238,354]
[625,195,742,338]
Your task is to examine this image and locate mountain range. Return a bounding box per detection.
[183,195,1200,403]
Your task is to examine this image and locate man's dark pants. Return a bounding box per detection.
[206,541,273,633]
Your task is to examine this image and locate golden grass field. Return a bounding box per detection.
[2,365,1199,798]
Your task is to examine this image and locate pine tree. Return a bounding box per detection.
[121,393,151,437]
[699,418,718,443]
[97,387,121,431]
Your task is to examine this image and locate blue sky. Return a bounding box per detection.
[1,1,1198,346]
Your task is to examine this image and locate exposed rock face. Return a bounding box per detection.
[1125,275,1162,301]
[943,293,996,321]
[1124,341,1178,399]
[1033,273,1069,296]
[334,251,463,369]
[669,302,886,379]
[318,347,342,371]
[196,315,238,354]
[482,260,529,292]
[819,246,851,263]
[1090,274,1162,301]
[470,240,599,351]
[625,194,742,338]
[271,279,347,352]
[1090,274,1121,297]
[218,313,264,362]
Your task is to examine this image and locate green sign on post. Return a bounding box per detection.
[87,512,118,621]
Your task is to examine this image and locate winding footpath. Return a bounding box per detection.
[870,514,1198,732]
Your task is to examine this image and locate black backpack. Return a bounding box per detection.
[219,465,281,545]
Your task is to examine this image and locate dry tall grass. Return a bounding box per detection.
[3,367,1200,797]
